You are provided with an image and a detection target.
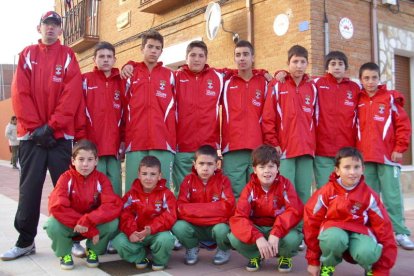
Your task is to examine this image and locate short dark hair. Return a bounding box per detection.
[72,139,98,159]
[334,147,364,168]
[235,40,254,55]
[10,116,17,121]
[186,40,208,57]
[94,41,115,57]
[139,156,161,172]
[142,29,164,49]
[252,145,280,167]
[288,45,308,62]
[194,145,219,161]
[359,62,380,78]
[325,51,348,70]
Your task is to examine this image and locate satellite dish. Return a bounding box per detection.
[205,2,221,40]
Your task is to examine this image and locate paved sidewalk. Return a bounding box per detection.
[0,161,412,276]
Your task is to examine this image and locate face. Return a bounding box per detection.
[193,154,218,183]
[327,59,346,81]
[335,157,364,188]
[288,55,308,80]
[186,47,207,73]
[360,69,380,95]
[72,149,98,177]
[94,49,116,74]
[253,161,279,189]
[234,46,254,71]
[11,118,17,124]
[141,39,163,66]
[37,21,62,45]
[139,166,162,193]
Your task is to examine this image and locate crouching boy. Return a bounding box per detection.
[304,147,397,276]
[228,145,303,272]
[172,145,236,265]
[112,156,177,271]
[45,140,122,270]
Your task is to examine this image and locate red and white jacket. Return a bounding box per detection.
[12,39,84,140]
[221,71,268,153]
[83,67,125,157]
[262,73,317,158]
[357,85,411,165]
[229,174,303,244]
[175,64,224,152]
[314,73,360,157]
[119,178,177,237]
[124,61,176,153]
[177,168,235,226]
[48,167,122,238]
[304,173,397,275]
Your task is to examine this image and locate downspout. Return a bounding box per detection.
[371,0,379,63]
[324,0,329,56]
[246,0,253,43]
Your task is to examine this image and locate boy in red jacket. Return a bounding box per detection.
[112,156,177,271]
[228,145,303,272]
[304,147,397,276]
[44,140,122,270]
[357,62,414,250]
[172,145,235,265]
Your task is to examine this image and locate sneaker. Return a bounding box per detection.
[396,234,414,250]
[152,263,165,271]
[59,254,74,270]
[245,257,261,272]
[71,242,86,258]
[298,240,306,251]
[173,239,183,251]
[85,249,99,268]
[0,243,36,261]
[278,256,292,273]
[106,240,117,254]
[199,240,217,251]
[136,257,150,269]
[320,265,335,276]
[213,249,231,265]
[365,270,373,276]
[185,247,199,265]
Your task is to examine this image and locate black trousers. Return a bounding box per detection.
[14,139,72,247]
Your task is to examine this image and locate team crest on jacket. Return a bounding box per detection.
[55,65,62,76]
[154,200,162,212]
[255,90,261,99]
[207,79,213,89]
[114,90,120,101]
[350,201,362,216]
[159,80,166,90]
[347,91,353,99]
[304,94,311,105]
[378,104,385,114]
[211,194,220,202]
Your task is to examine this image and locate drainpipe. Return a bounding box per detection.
[246,0,253,43]
[371,0,379,63]
[324,0,329,56]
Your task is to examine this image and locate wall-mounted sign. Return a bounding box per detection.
[273,14,289,36]
[205,2,222,40]
[339,17,354,39]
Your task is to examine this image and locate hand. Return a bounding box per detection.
[136,226,151,241]
[256,237,274,259]
[129,231,140,243]
[267,234,279,257]
[264,72,274,82]
[118,142,126,161]
[74,224,88,234]
[120,65,134,79]
[275,146,282,156]
[391,151,403,162]
[30,124,56,148]
[275,71,287,83]
[92,234,100,245]
[307,265,320,276]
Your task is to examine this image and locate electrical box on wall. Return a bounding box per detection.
[382,0,397,5]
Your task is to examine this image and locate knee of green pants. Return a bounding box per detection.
[212,223,230,250]
[319,227,349,254]
[279,229,303,257]
[172,220,198,248]
[44,216,71,237]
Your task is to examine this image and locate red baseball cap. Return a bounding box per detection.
[40,11,62,25]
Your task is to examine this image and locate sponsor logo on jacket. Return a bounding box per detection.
[52,65,63,83]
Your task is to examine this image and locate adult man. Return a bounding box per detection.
[5,116,19,169]
[1,11,84,261]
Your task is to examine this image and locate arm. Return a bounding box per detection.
[391,92,411,157]
[148,190,177,234]
[118,192,139,237]
[261,81,280,147]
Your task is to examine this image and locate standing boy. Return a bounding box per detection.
[172,145,235,265]
[313,51,360,188]
[228,145,303,272]
[44,140,122,270]
[262,45,317,204]
[112,156,177,271]
[304,147,397,276]
[221,40,268,198]
[1,11,84,261]
[357,62,414,250]
[123,30,176,192]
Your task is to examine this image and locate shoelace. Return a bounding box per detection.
[249,257,260,267]
[365,270,373,276]
[279,257,291,267]
[62,254,72,263]
[321,266,335,275]
[87,250,97,261]
[140,258,150,264]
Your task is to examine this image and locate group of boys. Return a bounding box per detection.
[1,9,413,276]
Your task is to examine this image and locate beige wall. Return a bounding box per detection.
[0,99,14,161]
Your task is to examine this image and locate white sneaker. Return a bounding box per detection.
[396,234,414,250]
[1,243,36,261]
[71,242,86,258]
[185,247,199,265]
[173,239,183,251]
[213,249,231,265]
[298,240,306,251]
